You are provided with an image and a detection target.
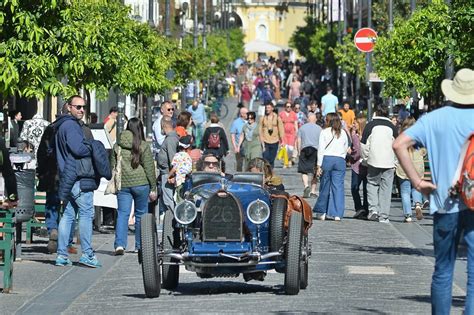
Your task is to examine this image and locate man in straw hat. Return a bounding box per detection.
[393,68,474,314]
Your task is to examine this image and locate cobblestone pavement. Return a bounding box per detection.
[1,98,467,314]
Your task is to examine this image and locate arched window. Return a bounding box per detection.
[257,24,267,41]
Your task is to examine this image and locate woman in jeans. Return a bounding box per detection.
[350,117,369,219]
[313,113,350,221]
[111,118,157,255]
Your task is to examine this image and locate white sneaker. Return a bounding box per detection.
[334,217,341,221]
[314,213,326,221]
[404,215,413,223]
[115,246,124,256]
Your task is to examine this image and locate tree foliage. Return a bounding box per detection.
[374,0,473,97]
[0,0,245,100]
[330,35,365,79]
[0,0,66,98]
[290,17,338,69]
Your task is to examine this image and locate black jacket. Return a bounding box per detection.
[201,125,229,158]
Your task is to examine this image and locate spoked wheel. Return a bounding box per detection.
[284,211,303,295]
[300,234,309,289]
[140,213,161,298]
[162,210,180,290]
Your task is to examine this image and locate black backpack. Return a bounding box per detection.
[36,124,58,192]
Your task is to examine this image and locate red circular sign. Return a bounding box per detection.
[354,28,378,53]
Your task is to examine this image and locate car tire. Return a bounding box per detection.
[300,235,309,290]
[270,196,287,273]
[270,196,287,253]
[162,210,180,290]
[140,213,161,298]
[284,211,303,295]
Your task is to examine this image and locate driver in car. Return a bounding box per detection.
[248,157,285,191]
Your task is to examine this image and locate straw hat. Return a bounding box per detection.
[441,68,474,105]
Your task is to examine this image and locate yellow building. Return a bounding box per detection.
[234,1,309,60]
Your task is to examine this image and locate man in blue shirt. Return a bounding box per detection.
[230,107,248,172]
[187,100,207,148]
[393,68,474,314]
[321,86,339,117]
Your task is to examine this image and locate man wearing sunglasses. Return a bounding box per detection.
[152,101,175,157]
[53,95,102,268]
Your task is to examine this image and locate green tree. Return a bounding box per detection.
[57,0,176,98]
[0,0,66,98]
[374,0,473,98]
[330,35,365,79]
[290,18,337,67]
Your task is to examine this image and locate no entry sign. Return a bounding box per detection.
[354,28,377,53]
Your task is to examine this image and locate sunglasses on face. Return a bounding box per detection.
[204,161,218,166]
[167,108,175,112]
[286,105,292,108]
[71,105,86,110]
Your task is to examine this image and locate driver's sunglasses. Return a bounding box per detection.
[204,161,218,166]
[71,105,86,110]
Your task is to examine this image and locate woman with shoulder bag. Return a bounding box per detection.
[313,113,350,221]
[110,118,157,255]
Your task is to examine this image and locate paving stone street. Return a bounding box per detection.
[1,99,468,314]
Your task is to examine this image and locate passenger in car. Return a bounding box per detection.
[247,157,285,191]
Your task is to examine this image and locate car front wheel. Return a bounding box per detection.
[284,211,303,295]
[140,213,161,298]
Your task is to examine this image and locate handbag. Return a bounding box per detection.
[105,147,122,195]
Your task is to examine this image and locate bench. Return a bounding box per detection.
[0,208,15,293]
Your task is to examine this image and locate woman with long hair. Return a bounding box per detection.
[313,113,350,221]
[350,116,369,219]
[395,117,425,222]
[279,101,299,167]
[111,118,157,255]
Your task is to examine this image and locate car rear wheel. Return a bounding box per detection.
[270,196,287,253]
[300,235,309,289]
[284,211,303,295]
[162,210,180,290]
[140,213,161,298]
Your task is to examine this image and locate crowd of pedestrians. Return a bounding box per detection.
[0,61,472,314]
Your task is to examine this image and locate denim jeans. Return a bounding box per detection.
[57,181,94,258]
[367,166,395,219]
[432,211,474,315]
[351,170,368,211]
[45,191,75,244]
[115,184,150,250]
[398,178,423,216]
[263,142,279,168]
[313,156,346,218]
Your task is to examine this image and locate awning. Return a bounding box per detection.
[244,40,290,53]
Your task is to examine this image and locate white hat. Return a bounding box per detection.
[441,68,474,105]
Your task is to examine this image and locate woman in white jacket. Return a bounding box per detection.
[313,113,350,221]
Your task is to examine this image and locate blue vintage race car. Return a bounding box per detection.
[140,171,312,298]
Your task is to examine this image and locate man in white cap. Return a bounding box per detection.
[393,68,474,314]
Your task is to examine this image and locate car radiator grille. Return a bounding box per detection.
[202,191,242,241]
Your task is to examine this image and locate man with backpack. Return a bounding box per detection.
[393,68,474,314]
[201,112,229,159]
[53,95,103,268]
[36,104,77,254]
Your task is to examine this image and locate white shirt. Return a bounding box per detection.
[317,127,349,166]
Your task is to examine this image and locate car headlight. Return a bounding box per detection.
[174,200,198,225]
[246,199,270,225]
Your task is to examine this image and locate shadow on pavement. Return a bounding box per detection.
[401,294,465,307]
[329,240,434,257]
